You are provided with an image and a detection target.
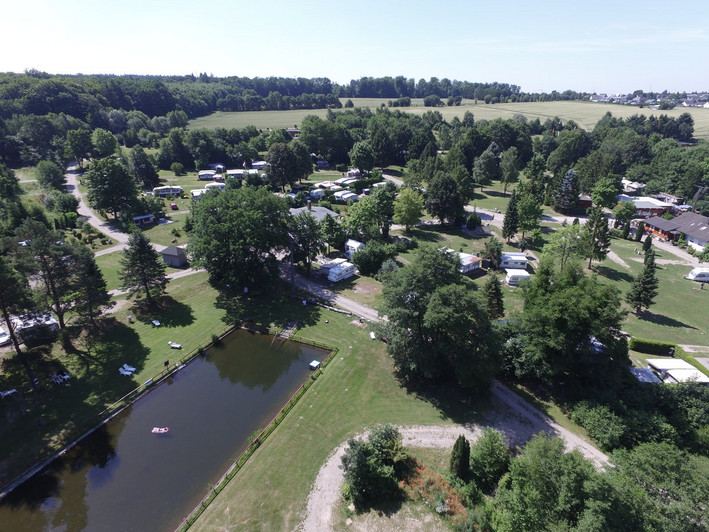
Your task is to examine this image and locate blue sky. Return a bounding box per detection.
[3,0,708,94]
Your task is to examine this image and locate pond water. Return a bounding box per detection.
[0,330,325,531]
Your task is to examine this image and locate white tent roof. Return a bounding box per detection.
[646,358,694,371]
[665,368,709,383]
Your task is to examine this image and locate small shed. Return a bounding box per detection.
[160,246,188,267]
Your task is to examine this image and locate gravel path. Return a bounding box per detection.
[300,380,608,532]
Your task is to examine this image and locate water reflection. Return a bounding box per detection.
[0,331,326,531]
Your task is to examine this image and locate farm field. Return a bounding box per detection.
[189,99,709,139]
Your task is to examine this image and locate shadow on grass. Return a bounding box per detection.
[400,378,495,425]
[595,265,634,283]
[636,311,697,329]
[241,291,323,330]
[408,227,444,243]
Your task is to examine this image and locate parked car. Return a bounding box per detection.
[170,202,178,210]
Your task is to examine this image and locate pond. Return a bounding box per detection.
[0,329,326,531]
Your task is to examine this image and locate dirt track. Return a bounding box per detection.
[300,380,608,532]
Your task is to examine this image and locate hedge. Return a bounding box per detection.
[628,337,675,355]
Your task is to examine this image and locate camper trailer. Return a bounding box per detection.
[345,239,365,259]
[685,267,709,282]
[505,269,531,286]
[327,262,355,283]
[500,252,529,270]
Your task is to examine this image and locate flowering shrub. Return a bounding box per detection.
[400,459,468,526]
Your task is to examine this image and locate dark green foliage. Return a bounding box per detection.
[466,211,481,229]
[626,251,659,313]
[170,162,184,176]
[188,186,289,297]
[621,222,630,239]
[570,402,627,450]
[72,244,114,326]
[473,147,501,190]
[128,145,159,188]
[289,212,326,276]
[483,275,504,320]
[351,241,392,276]
[44,190,79,213]
[642,234,653,253]
[320,214,346,252]
[554,168,580,213]
[450,435,471,480]
[85,157,137,219]
[481,238,503,269]
[493,434,595,531]
[119,230,169,305]
[376,258,399,282]
[635,221,645,242]
[469,428,509,493]
[35,160,65,190]
[425,171,465,224]
[501,191,519,241]
[341,425,407,509]
[584,206,611,268]
[627,337,676,355]
[610,443,709,530]
[515,262,627,381]
[380,247,501,391]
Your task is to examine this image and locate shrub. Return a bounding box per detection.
[628,337,675,355]
[351,241,391,276]
[469,428,509,493]
[570,401,627,450]
[171,162,184,176]
[450,435,471,480]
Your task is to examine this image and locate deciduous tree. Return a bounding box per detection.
[425,171,464,224]
[35,160,64,190]
[393,187,424,232]
[85,158,137,219]
[348,140,375,174]
[289,212,326,276]
[91,128,119,158]
[500,147,521,194]
[128,145,159,189]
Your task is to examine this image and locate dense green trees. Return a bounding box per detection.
[128,146,159,188]
[512,262,627,382]
[392,187,424,231]
[85,158,137,219]
[188,186,289,300]
[348,140,375,173]
[35,160,65,190]
[0,255,35,384]
[119,230,169,306]
[380,248,500,392]
[483,275,504,320]
[425,172,465,224]
[341,425,407,509]
[288,212,326,276]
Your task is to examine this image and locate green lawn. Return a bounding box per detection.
[594,238,709,345]
[188,100,709,140]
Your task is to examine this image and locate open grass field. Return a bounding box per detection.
[188,99,709,139]
[594,237,709,345]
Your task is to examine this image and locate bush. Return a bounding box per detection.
[466,212,482,229]
[628,337,675,355]
[351,241,392,276]
[570,401,627,450]
[469,428,509,493]
[171,162,184,176]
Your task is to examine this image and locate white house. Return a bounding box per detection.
[500,252,528,270]
[505,269,531,286]
[345,239,365,259]
[205,182,226,191]
[132,214,155,226]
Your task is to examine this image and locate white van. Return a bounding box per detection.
[685,267,709,282]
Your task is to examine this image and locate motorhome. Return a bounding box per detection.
[685,267,709,282]
[327,262,356,282]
